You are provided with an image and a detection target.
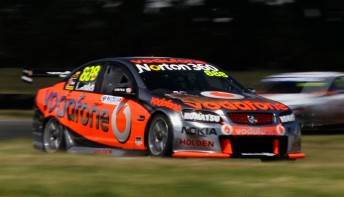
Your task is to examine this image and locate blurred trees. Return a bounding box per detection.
[0,0,344,71]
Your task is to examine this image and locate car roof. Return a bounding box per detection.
[96,56,207,62]
[261,71,344,82]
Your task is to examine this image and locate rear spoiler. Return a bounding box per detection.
[21,69,71,83]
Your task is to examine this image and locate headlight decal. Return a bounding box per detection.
[279,113,296,123]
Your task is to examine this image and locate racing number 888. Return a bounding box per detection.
[79,65,101,81]
[204,70,228,78]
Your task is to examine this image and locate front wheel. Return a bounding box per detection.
[43,117,65,153]
[147,114,173,157]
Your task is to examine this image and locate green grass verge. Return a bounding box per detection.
[0,136,344,197]
[0,110,33,119]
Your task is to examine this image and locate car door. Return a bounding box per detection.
[61,61,109,141]
[97,62,150,149]
[313,76,344,126]
[325,76,344,125]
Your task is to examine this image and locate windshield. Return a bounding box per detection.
[139,70,246,94]
[129,58,247,94]
[259,79,328,94]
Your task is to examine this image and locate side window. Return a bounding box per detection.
[100,64,135,95]
[64,64,102,92]
[65,70,82,91]
[331,77,344,91]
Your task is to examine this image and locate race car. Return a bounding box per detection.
[28,57,305,160]
[258,72,344,130]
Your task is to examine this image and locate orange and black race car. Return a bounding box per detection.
[28,57,305,160]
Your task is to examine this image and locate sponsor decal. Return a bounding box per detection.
[172,91,188,94]
[204,70,228,78]
[220,122,284,136]
[101,95,122,105]
[241,153,275,157]
[277,124,285,135]
[112,87,133,94]
[44,91,109,131]
[200,91,244,99]
[182,110,221,123]
[94,148,112,156]
[65,71,81,90]
[135,137,143,146]
[114,88,126,92]
[130,58,206,64]
[221,123,233,135]
[179,138,215,147]
[184,100,289,111]
[181,127,217,137]
[280,114,296,123]
[150,97,181,112]
[133,60,219,74]
[126,88,132,93]
[166,93,289,111]
[76,82,95,91]
[234,128,275,135]
[111,101,131,143]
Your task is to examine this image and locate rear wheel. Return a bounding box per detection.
[147,115,173,157]
[43,117,65,153]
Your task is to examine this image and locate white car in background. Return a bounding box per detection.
[258,72,344,130]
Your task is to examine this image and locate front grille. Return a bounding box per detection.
[228,112,273,125]
[221,136,288,156]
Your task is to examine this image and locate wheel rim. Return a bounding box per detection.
[148,118,169,156]
[43,118,63,153]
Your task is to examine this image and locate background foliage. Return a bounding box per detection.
[1,0,344,70]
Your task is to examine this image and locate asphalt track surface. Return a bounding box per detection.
[0,119,32,140]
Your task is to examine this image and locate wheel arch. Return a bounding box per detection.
[143,110,171,148]
[41,116,67,153]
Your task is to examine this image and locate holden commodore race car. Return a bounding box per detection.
[27,57,305,160]
[259,72,344,130]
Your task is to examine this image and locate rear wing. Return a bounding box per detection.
[21,69,71,83]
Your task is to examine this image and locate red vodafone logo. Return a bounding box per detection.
[201,91,244,99]
[221,123,233,135]
[276,124,285,135]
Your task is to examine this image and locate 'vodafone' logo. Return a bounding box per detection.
[201,91,244,99]
[221,123,233,135]
[111,101,131,143]
[276,124,285,135]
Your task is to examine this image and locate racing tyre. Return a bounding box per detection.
[147,114,173,157]
[43,117,65,153]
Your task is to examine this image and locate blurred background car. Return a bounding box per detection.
[258,72,344,130]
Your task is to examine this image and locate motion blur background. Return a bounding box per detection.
[1,0,344,71]
[2,2,344,196]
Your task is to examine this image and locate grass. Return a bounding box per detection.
[0,110,33,119]
[0,136,344,197]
